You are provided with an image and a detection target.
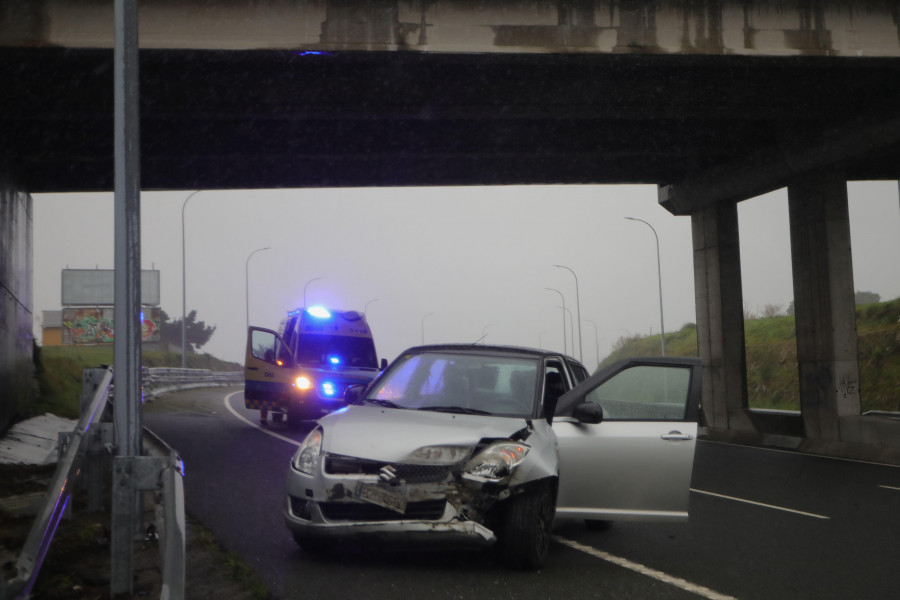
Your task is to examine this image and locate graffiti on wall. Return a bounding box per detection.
[62,307,161,344]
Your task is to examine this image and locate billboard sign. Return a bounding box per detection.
[62,307,162,344]
[61,269,160,306]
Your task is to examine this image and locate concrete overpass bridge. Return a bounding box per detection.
[2,0,900,462]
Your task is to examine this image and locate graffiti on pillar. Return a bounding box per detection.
[836,373,859,402]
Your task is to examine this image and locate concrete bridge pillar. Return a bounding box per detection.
[691,200,754,432]
[788,174,861,440]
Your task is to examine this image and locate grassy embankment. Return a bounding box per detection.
[30,345,241,420]
[600,298,900,413]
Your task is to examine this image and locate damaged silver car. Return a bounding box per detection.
[283,344,701,569]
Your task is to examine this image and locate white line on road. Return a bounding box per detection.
[223,391,302,447]
[879,485,900,492]
[691,488,829,519]
[554,536,738,600]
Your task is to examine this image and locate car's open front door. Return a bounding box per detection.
[553,357,702,522]
[244,326,295,410]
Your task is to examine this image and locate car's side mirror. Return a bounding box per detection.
[380,358,388,370]
[344,384,365,405]
[573,402,604,424]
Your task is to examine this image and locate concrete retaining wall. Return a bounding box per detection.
[0,178,34,433]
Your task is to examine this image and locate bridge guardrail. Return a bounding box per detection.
[2,367,241,600]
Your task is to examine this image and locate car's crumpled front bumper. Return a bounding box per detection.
[283,470,498,547]
[284,496,497,546]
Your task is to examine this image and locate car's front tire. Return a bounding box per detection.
[501,484,555,570]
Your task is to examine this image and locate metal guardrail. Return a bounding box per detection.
[143,367,243,399]
[2,367,239,600]
[3,368,113,599]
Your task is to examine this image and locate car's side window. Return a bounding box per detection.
[543,361,569,407]
[568,362,589,383]
[584,365,691,420]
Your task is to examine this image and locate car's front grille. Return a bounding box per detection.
[325,454,454,483]
[319,499,447,522]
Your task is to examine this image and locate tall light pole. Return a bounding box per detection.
[554,264,583,361]
[181,190,201,368]
[421,312,434,345]
[245,247,270,331]
[303,277,322,308]
[538,330,546,349]
[545,287,567,354]
[586,319,600,371]
[558,306,574,356]
[625,217,666,355]
[364,298,380,314]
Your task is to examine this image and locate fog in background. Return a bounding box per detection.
[32,182,900,368]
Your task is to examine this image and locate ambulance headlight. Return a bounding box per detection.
[292,428,323,475]
[296,376,312,390]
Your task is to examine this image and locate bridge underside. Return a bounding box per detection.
[3,41,900,460]
[3,47,900,193]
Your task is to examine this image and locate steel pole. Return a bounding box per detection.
[303,277,322,308]
[625,217,666,355]
[545,288,567,354]
[112,0,141,594]
[180,190,200,368]
[555,264,583,361]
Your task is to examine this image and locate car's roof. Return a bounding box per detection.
[398,343,581,363]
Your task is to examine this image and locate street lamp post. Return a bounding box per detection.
[181,190,202,368]
[545,287,567,354]
[245,247,270,331]
[558,306,574,356]
[554,264,583,361]
[303,277,322,308]
[586,319,600,371]
[625,217,666,355]
[421,312,434,345]
[364,298,380,314]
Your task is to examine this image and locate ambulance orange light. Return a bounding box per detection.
[277,359,284,366]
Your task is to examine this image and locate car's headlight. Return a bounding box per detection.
[463,441,530,483]
[292,427,323,475]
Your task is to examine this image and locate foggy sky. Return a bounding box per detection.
[32,182,900,368]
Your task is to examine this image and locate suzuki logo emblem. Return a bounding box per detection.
[379,465,398,482]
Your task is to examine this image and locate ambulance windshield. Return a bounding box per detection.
[295,334,378,369]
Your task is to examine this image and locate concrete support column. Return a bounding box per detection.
[788,174,860,440]
[691,201,753,432]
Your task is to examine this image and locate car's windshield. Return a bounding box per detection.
[295,334,378,369]
[366,352,539,417]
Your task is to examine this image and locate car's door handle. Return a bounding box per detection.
[661,431,694,441]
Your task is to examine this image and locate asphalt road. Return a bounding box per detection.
[143,387,900,600]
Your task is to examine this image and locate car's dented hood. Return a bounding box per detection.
[318,405,529,463]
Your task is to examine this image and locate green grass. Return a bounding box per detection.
[29,345,241,420]
[600,298,900,413]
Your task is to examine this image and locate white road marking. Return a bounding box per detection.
[879,485,900,492]
[554,536,738,600]
[691,488,829,520]
[699,439,900,468]
[224,391,302,447]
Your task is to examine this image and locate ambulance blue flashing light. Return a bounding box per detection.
[322,381,337,397]
[329,356,341,366]
[307,306,332,319]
